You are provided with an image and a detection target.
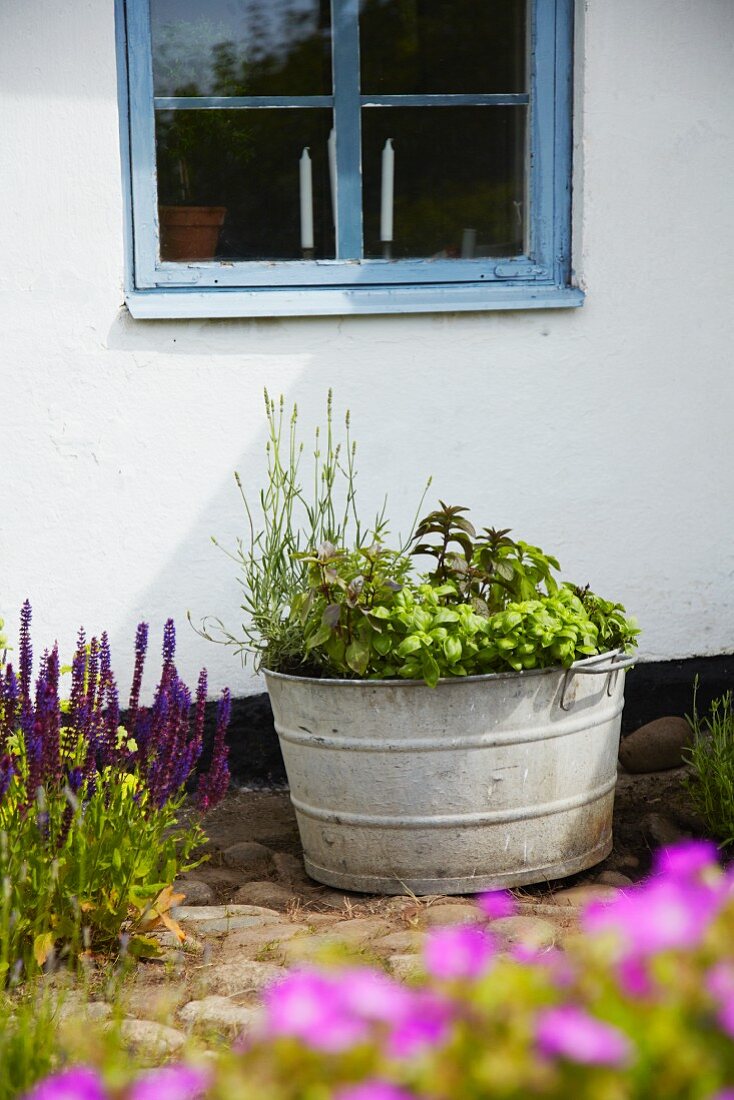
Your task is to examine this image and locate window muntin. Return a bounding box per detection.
[122,0,574,304]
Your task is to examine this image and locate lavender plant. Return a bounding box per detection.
[684,687,734,845]
[199,390,425,674]
[0,603,231,982]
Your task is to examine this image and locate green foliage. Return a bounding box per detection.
[295,559,628,687]
[412,501,560,614]
[0,767,203,985]
[201,391,418,673]
[571,585,641,655]
[210,395,637,686]
[0,978,137,1100]
[684,686,734,845]
[0,987,58,1100]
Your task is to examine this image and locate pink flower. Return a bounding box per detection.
[536,1005,633,1066]
[263,971,368,1052]
[653,840,719,880]
[707,964,734,1037]
[333,1084,416,1100]
[129,1066,210,1100]
[25,1069,106,1100]
[387,991,453,1058]
[617,956,654,998]
[477,890,516,920]
[583,877,722,956]
[338,968,412,1024]
[423,924,495,980]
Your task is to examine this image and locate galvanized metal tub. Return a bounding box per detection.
[263,650,634,895]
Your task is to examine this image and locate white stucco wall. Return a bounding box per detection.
[1,1,733,699]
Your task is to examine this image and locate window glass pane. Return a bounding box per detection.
[360,0,526,95]
[362,106,525,260]
[151,0,332,97]
[155,108,335,260]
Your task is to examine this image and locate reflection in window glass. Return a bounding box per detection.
[151,0,332,97]
[360,0,526,95]
[155,109,335,261]
[362,107,526,260]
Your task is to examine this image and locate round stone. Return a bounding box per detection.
[548,884,619,908]
[389,954,424,981]
[196,959,286,999]
[489,915,557,949]
[222,841,275,878]
[173,878,215,906]
[178,996,261,1036]
[120,1019,186,1056]
[420,903,481,927]
[618,717,692,773]
[596,870,634,887]
[371,930,425,955]
[231,882,300,911]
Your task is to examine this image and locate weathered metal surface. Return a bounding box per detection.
[264,652,628,895]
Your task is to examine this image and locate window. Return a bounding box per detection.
[116,0,581,317]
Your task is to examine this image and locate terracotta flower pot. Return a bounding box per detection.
[158,205,226,261]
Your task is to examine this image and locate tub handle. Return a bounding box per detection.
[560,652,637,711]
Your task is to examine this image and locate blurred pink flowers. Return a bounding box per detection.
[477,890,516,921]
[333,1083,417,1100]
[536,1005,632,1066]
[25,1069,106,1100]
[583,842,727,956]
[423,924,495,980]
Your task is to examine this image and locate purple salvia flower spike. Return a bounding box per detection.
[0,754,15,802]
[197,688,231,812]
[0,664,19,751]
[193,668,207,758]
[128,622,149,737]
[98,632,120,768]
[162,618,176,670]
[18,599,33,706]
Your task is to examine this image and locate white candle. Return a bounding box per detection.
[380,138,395,243]
[299,147,314,252]
[461,228,477,259]
[328,128,337,228]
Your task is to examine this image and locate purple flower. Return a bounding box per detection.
[127,621,149,737]
[128,1065,211,1100]
[338,967,412,1024]
[24,1067,106,1100]
[706,963,734,1037]
[162,618,177,673]
[0,754,15,801]
[477,890,516,921]
[196,688,231,812]
[263,971,368,1052]
[334,1084,417,1100]
[0,663,19,749]
[653,840,719,880]
[18,599,33,706]
[617,955,654,998]
[423,924,495,980]
[387,991,453,1059]
[536,1005,633,1066]
[583,877,723,956]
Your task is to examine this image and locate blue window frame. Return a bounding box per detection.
[116,0,582,318]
